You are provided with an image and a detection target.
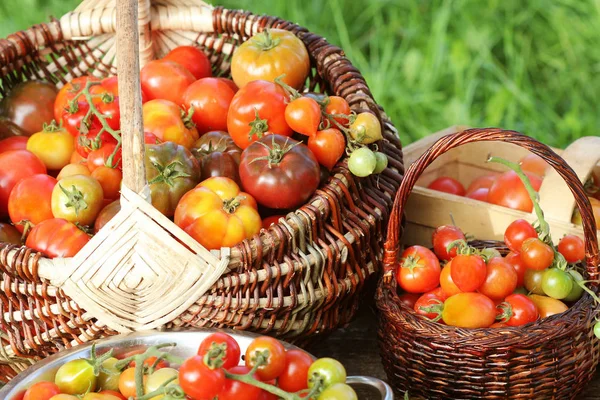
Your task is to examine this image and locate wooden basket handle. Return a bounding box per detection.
[383,128,600,282]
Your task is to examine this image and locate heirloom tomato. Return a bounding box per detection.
[146,142,200,217]
[197,332,241,370]
[87,143,122,171]
[285,97,321,137]
[219,365,261,400]
[488,170,542,212]
[0,222,21,245]
[396,245,441,293]
[528,294,568,318]
[442,293,496,328]
[179,355,225,400]
[182,78,235,133]
[140,60,195,105]
[466,175,496,195]
[504,219,537,253]
[557,234,585,264]
[27,122,75,170]
[519,153,548,177]
[143,99,199,149]
[164,45,212,80]
[231,28,309,90]
[174,177,261,250]
[54,76,100,122]
[450,254,487,292]
[8,174,57,233]
[478,257,518,300]
[1,81,58,136]
[23,381,61,400]
[91,166,122,201]
[497,294,539,326]
[0,149,46,216]
[0,116,26,137]
[307,128,346,170]
[520,238,554,271]
[191,130,242,185]
[0,136,28,153]
[427,177,466,196]
[227,80,292,149]
[51,175,104,226]
[239,134,320,209]
[432,225,466,260]
[26,218,90,258]
[349,112,382,144]
[57,163,91,180]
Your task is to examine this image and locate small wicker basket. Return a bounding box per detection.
[377,128,600,399]
[0,0,404,380]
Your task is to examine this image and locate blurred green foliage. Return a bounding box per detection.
[1,0,599,147]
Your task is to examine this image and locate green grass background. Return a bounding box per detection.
[1,0,599,148]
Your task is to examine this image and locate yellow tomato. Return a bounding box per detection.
[528,294,568,318]
[145,367,179,400]
[52,175,104,226]
[27,122,75,170]
[142,99,199,149]
[57,163,91,180]
[349,112,383,144]
[231,28,310,90]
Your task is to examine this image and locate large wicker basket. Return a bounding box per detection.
[377,128,600,399]
[0,0,404,380]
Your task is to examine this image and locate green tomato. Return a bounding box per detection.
[594,322,600,339]
[524,269,545,295]
[54,358,97,395]
[307,358,347,390]
[373,152,388,174]
[145,367,179,400]
[348,148,376,177]
[542,268,573,299]
[97,357,120,391]
[318,383,358,400]
[563,269,585,302]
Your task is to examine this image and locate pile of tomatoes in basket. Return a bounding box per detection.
[19,333,357,400]
[0,28,387,258]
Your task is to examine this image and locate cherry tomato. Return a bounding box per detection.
[191,131,242,185]
[466,175,496,195]
[558,235,585,264]
[143,99,199,149]
[0,136,28,153]
[278,349,313,392]
[307,358,347,389]
[8,174,56,233]
[57,163,91,180]
[26,218,90,258]
[432,225,466,261]
[87,143,122,171]
[497,294,539,326]
[307,128,346,170]
[504,219,538,253]
[396,245,441,293]
[488,170,542,212]
[197,332,241,370]
[231,28,309,90]
[91,166,122,201]
[466,187,489,201]
[427,176,466,196]
[220,365,262,400]
[318,383,358,400]
[398,292,421,309]
[285,97,321,137]
[54,359,97,395]
[74,125,118,158]
[245,336,286,381]
[0,222,21,245]
[118,367,145,399]
[94,200,120,233]
[348,147,376,177]
[524,268,545,295]
[519,153,548,177]
[528,294,568,318]
[179,355,226,400]
[440,261,462,297]
[373,152,388,174]
[450,254,486,292]
[505,251,527,287]
[324,96,351,127]
[349,112,382,144]
[442,293,496,328]
[564,269,584,302]
[97,357,120,392]
[478,257,518,300]
[414,290,445,320]
[520,238,554,271]
[227,80,292,149]
[23,381,61,400]
[54,76,100,122]
[257,390,278,400]
[52,175,104,226]
[145,367,179,398]
[164,45,212,80]
[182,78,235,134]
[140,59,196,105]
[1,81,58,136]
[541,268,573,299]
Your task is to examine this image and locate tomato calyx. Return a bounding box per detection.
[250,137,301,168]
[42,120,63,133]
[148,160,192,187]
[202,341,228,369]
[417,300,444,322]
[86,344,117,377]
[14,219,33,240]
[59,183,88,217]
[253,29,282,51]
[248,109,270,141]
[496,301,514,323]
[221,196,246,214]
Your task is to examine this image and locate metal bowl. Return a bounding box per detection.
[0,329,393,399]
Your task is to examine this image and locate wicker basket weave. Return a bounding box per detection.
[377,128,600,399]
[0,0,404,380]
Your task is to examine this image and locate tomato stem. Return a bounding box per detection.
[203,342,227,369]
[250,136,301,168]
[224,369,316,400]
[418,302,444,322]
[274,75,301,100]
[59,183,88,217]
[148,161,191,187]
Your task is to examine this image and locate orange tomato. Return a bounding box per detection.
[442,293,496,328]
[174,177,262,250]
[91,166,122,201]
[528,295,568,318]
[143,99,199,149]
[439,261,462,297]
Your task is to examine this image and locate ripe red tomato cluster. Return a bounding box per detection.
[397,222,586,329]
[20,333,357,400]
[0,29,388,257]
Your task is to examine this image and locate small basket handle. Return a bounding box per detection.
[383,128,600,282]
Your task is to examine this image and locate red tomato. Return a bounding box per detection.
[25,218,90,258]
[197,332,241,370]
[144,131,161,144]
[466,188,489,201]
[324,96,351,126]
[87,144,122,171]
[432,225,466,261]
[488,170,542,212]
[179,355,226,400]
[478,257,518,300]
[398,292,421,309]
[8,174,56,233]
[140,60,196,105]
[521,238,554,271]
[262,215,284,229]
[182,78,235,133]
[504,219,538,253]
[450,254,487,292]
[440,261,462,297]
[285,97,321,136]
[143,99,199,149]
[497,293,539,326]
[54,76,100,122]
[442,293,496,328]
[0,136,28,153]
[239,134,320,209]
[427,176,466,196]
[91,166,122,201]
[307,128,346,170]
[558,234,585,264]
[505,251,527,287]
[258,390,279,400]
[220,365,261,400]
[466,174,496,195]
[218,78,239,93]
[519,153,548,177]
[164,46,212,80]
[74,123,118,157]
[277,349,313,392]
[396,245,441,293]
[245,336,286,381]
[414,290,445,320]
[0,150,47,216]
[227,80,292,149]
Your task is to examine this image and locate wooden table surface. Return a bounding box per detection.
[309,304,600,400]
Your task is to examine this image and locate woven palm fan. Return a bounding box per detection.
[0,0,404,380]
